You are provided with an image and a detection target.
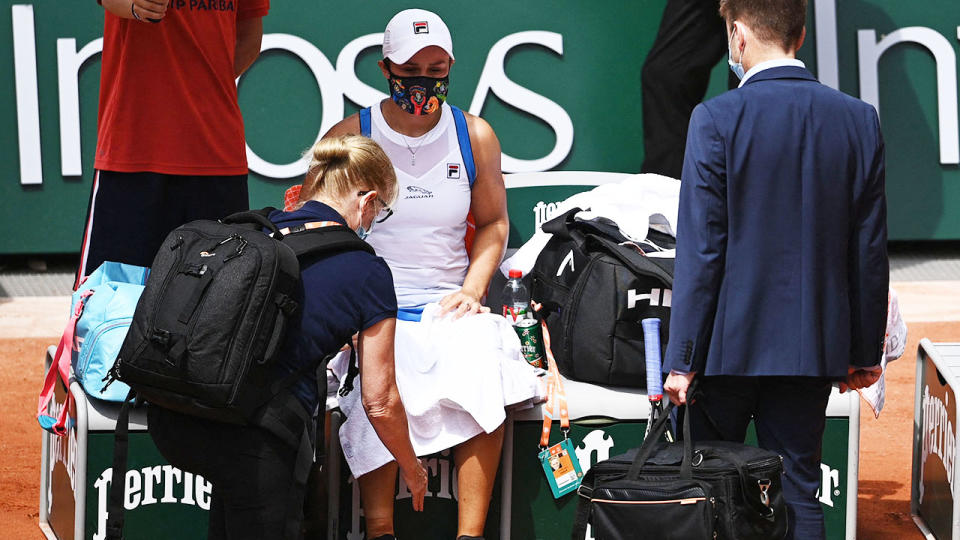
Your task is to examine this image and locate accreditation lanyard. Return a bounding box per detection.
[276,220,343,236]
[540,318,569,447]
[537,314,582,498]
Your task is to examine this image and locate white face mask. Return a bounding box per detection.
[728,24,746,80]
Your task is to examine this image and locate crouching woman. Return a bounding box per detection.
[148,135,427,539]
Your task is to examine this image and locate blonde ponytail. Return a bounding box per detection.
[296,135,397,209]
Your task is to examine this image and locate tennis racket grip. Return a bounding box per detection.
[642,318,663,399]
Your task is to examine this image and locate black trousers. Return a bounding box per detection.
[147,406,305,540]
[687,376,833,540]
[76,170,248,288]
[641,0,735,178]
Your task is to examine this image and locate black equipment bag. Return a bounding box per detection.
[108,207,372,423]
[531,208,675,388]
[103,208,373,540]
[571,382,789,540]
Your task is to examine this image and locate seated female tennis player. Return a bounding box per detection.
[285,9,541,540]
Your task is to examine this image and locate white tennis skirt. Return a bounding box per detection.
[330,303,544,478]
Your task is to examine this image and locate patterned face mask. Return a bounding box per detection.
[388,71,449,116]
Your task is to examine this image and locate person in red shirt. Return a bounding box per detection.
[76,0,269,287]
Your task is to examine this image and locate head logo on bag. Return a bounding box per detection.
[556,250,575,277]
[627,288,672,310]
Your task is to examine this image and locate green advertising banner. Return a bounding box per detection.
[913,350,957,540]
[85,432,210,539]
[2,0,959,255]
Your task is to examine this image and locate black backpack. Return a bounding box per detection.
[103,208,373,540]
[530,208,674,388]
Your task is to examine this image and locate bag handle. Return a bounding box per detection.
[37,290,93,435]
[221,208,282,237]
[583,233,673,286]
[540,207,583,240]
[626,392,693,481]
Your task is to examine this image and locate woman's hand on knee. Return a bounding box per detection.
[400,459,428,511]
[437,289,489,319]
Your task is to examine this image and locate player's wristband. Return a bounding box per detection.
[130,2,143,21]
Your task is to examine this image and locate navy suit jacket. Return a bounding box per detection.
[663,66,888,378]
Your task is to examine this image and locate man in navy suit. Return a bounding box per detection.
[663,1,887,538]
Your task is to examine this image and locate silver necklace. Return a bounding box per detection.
[400,133,426,166]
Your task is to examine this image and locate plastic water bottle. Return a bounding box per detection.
[503,270,546,369]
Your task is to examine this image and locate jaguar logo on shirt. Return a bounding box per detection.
[405,185,434,199]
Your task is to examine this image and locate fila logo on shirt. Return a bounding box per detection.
[627,288,672,309]
[413,21,429,34]
[446,163,460,179]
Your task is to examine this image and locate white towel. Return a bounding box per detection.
[858,288,908,418]
[331,303,544,477]
[500,174,681,277]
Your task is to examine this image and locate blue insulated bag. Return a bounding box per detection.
[74,268,148,400]
[72,262,148,401]
[38,262,148,433]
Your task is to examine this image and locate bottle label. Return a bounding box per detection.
[502,305,528,322]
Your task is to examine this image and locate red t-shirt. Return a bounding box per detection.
[95,0,269,176]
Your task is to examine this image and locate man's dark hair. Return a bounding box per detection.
[719,0,807,51]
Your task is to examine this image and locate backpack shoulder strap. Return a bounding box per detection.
[106,389,137,540]
[359,107,372,137]
[570,471,595,540]
[282,225,376,258]
[449,105,477,188]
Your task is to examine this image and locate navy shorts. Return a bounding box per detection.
[76,170,248,288]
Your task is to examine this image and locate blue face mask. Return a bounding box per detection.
[728,25,746,80]
[354,195,376,240]
[355,212,374,240]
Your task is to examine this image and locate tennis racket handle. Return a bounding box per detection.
[642,318,663,398]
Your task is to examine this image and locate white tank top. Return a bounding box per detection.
[364,102,473,309]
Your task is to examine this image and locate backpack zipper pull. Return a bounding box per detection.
[758,479,771,507]
[224,236,247,263]
[101,356,122,391]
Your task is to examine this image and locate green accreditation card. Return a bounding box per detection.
[539,437,583,498]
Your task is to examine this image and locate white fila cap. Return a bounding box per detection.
[382,9,454,64]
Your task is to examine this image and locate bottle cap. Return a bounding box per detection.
[508,269,522,278]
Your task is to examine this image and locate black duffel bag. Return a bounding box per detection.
[571,385,789,540]
[531,208,674,388]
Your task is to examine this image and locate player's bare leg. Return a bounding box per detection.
[358,461,399,538]
[453,424,505,537]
